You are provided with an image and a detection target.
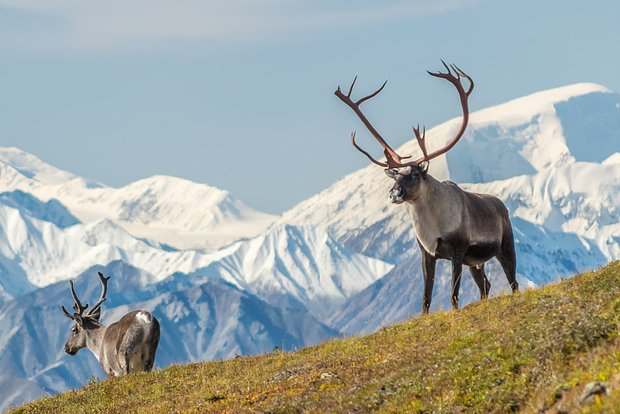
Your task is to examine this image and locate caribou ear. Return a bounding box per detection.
[418,161,429,175]
[90,308,102,322]
[384,169,397,179]
[74,313,85,327]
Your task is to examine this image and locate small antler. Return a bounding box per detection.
[87,272,110,317]
[69,280,88,314]
[412,124,428,161]
[61,272,111,320]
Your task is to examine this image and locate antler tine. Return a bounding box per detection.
[61,305,75,320]
[351,132,389,167]
[346,76,357,98]
[335,79,404,167]
[412,61,474,164]
[450,63,474,96]
[356,80,387,106]
[87,272,110,317]
[68,280,88,314]
[413,124,428,161]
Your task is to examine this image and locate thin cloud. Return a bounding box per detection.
[0,0,480,51]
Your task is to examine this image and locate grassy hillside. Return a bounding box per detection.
[14,262,620,413]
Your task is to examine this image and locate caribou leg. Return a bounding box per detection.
[498,234,519,293]
[469,265,491,300]
[419,241,436,315]
[450,255,464,310]
[144,320,160,371]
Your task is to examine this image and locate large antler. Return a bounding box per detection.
[335,61,474,168]
[61,272,111,320]
[334,77,411,168]
[413,60,474,164]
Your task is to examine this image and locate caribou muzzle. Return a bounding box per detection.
[64,344,77,355]
[389,187,405,204]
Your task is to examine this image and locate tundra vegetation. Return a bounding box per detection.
[14,261,620,413]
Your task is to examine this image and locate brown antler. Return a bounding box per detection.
[61,279,87,319]
[61,272,111,319]
[335,77,411,168]
[413,61,474,164]
[86,272,110,317]
[61,304,75,319]
[69,279,88,313]
[335,61,473,168]
[413,124,428,161]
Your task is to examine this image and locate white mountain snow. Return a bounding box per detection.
[0,148,276,251]
[0,191,391,309]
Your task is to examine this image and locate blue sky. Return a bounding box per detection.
[0,0,618,213]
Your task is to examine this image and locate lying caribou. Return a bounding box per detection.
[335,62,519,314]
[61,271,160,376]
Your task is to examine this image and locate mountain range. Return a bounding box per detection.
[0,82,618,411]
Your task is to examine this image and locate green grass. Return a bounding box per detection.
[14,261,620,413]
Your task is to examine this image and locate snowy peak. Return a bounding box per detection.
[0,147,99,187]
[0,147,278,250]
[103,174,277,250]
[120,175,230,205]
[114,175,255,226]
[471,83,611,125]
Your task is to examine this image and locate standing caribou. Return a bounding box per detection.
[335,62,519,314]
[61,271,160,376]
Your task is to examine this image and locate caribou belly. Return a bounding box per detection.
[408,204,501,262]
[463,242,501,266]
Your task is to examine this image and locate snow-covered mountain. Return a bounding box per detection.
[0,190,390,307]
[0,82,618,411]
[0,147,276,251]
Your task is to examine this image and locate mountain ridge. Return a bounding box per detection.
[0,151,276,251]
